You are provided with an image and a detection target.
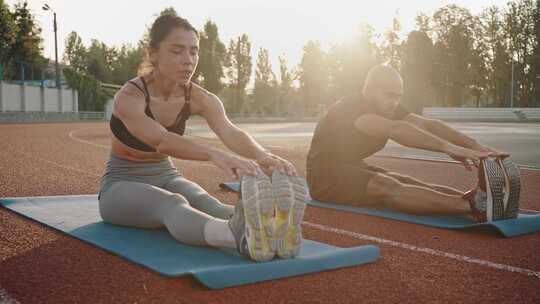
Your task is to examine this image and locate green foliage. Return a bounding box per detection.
[401,30,435,113]
[110,44,144,84]
[0,0,17,66]
[197,20,227,94]
[252,48,278,114]
[276,55,294,115]
[63,31,87,73]
[9,1,43,63]
[224,34,252,113]
[380,13,402,69]
[298,40,328,115]
[534,0,540,105]
[64,68,110,111]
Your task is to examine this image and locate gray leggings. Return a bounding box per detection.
[98,154,234,246]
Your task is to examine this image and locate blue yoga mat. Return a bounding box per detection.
[0,195,380,289]
[219,182,540,238]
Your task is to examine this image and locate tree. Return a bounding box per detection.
[111,43,144,84]
[9,1,46,80]
[401,30,435,113]
[224,34,252,113]
[381,13,402,69]
[534,0,540,105]
[197,20,226,94]
[252,47,277,114]
[63,31,87,73]
[415,12,432,37]
[431,5,478,106]
[326,24,379,102]
[298,40,328,115]
[159,7,178,17]
[480,6,510,107]
[0,0,17,75]
[504,0,537,106]
[86,39,115,83]
[276,55,294,115]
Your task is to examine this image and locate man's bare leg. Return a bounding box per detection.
[384,172,464,196]
[366,173,470,216]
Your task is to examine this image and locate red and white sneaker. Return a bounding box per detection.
[496,157,521,219]
[463,158,505,222]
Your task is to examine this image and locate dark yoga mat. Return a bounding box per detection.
[0,195,380,289]
[219,182,540,238]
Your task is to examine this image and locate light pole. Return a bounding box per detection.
[42,3,60,89]
[510,60,514,108]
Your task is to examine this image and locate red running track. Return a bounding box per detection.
[1,122,539,304]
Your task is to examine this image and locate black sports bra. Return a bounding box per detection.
[109,77,192,152]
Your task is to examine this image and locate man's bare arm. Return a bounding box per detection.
[404,114,479,149]
[354,114,492,163]
[404,113,507,156]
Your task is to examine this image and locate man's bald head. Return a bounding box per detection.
[362,64,404,117]
[363,64,403,95]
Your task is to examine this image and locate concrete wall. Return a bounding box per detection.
[26,86,41,111]
[2,83,22,111]
[423,107,540,122]
[44,88,59,112]
[0,82,78,114]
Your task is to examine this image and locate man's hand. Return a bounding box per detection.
[445,145,495,171]
[472,143,510,158]
[256,152,297,176]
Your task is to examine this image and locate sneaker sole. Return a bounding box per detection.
[240,173,275,262]
[482,158,505,222]
[498,158,521,219]
[271,171,308,259]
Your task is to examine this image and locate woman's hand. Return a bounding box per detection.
[209,150,258,179]
[256,152,297,176]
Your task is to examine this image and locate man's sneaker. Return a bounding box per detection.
[496,157,521,219]
[464,158,505,222]
[228,171,275,262]
[482,157,506,221]
[271,171,308,259]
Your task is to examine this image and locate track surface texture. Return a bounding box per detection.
[1,122,539,304]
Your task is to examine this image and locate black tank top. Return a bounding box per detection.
[109,77,192,152]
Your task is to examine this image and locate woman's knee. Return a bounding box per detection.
[164,192,190,209]
[366,174,403,201]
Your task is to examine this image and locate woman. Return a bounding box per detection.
[98,14,306,262]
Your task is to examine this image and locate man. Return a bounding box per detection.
[306,64,519,222]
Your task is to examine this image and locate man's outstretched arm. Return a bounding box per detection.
[354,114,493,166]
[403,113,506,156]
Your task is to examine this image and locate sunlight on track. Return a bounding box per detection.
[10,125,538,281]
[11,144,540,280]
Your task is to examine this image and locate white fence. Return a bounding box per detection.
[0,82,78,113]
[423,107,540,122]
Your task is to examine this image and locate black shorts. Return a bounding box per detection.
[307,162,388,207]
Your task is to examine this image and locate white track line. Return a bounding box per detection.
[304,221,540,279]
[68,128,109,149]
[0,286,20,304]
